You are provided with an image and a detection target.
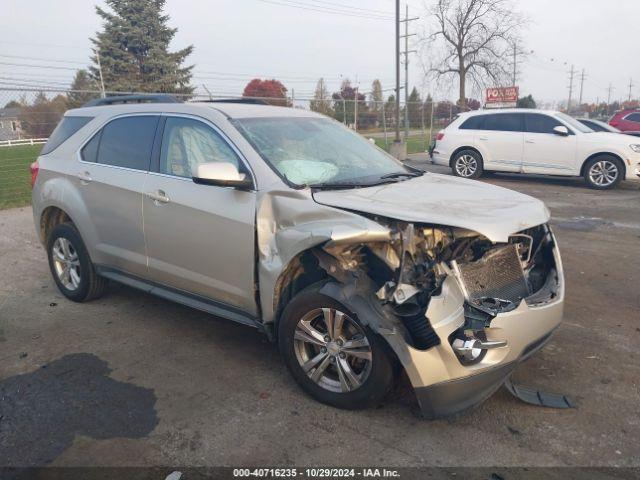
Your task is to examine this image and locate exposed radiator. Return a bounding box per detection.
[453,244,530,303]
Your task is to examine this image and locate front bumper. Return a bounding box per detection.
[382,243,564,418]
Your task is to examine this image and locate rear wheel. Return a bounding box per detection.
[47,223,108,302]
[278,286,394,410]
[583,155,623,189]
[452,149,484,179]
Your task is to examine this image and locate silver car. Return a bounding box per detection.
[31,96,564,418]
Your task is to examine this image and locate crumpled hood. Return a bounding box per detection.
[312,173,550,242]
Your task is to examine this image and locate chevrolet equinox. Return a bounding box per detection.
[31,95,565,418]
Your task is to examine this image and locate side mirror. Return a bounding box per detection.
[553,125,570,136]
[192,162,252,189]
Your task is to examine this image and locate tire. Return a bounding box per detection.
[451,149,484,179]
[583,155,624,190]
[46,223,108,302]
[278,286,395,410]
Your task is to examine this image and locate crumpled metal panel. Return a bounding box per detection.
[256,188,390,323]
[313,173,550,242]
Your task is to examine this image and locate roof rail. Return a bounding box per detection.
[82,94,183,108]
[197,98,270,106]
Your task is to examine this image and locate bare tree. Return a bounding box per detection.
[422,0,527,109]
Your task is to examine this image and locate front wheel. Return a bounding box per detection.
[278,287,394,410]
[451,149,484,179]
[583,155,623,189]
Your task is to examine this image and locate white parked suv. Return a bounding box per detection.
[431,108,640,189]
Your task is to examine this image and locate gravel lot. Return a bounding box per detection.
[1,158,639,468]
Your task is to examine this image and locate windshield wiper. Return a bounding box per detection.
[309,181,373,190]
[379,171,422,180]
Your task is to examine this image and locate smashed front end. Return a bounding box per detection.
[314,219,564,418]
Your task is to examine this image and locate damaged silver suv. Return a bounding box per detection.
[32,95,564,418]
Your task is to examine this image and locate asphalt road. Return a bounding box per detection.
[1,159,639,469]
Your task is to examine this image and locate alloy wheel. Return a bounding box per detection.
[589,160,618,187]
[455,154,477,177]
[51,237,81,291]
[293,308,372,393]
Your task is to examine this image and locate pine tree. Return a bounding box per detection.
[369,79,383,111]
[407,87,422,128]
[89,0,194,94]
[310,78,332,116]
[67,69,99,108]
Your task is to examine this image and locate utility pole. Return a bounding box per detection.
[578,69,586,106]
[354,82,358,131]
[628,78,634,103]
[567,65,575,113]
[400,5,418,140]
[607,83,615,115]
[394,0,400,144]
[96,51,106,98]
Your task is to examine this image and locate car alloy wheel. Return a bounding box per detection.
[51,237,81,291]
[455,154,478,177]
[588,160,619,187]
[293,307,372,393]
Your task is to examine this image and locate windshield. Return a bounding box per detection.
[233,116,415,187]
[556,112,594,133]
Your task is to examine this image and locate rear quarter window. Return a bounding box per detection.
[459,115,485,130]
[625,113,640,122]
[41,116,93,155]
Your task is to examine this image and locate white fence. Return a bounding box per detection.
[0,138,48,148]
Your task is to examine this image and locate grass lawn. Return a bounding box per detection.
[0,145,42,210]
[373,136,430,155]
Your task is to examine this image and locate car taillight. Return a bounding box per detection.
[30,160,39,188]
[610,119,619,127]
[436,132,445,141]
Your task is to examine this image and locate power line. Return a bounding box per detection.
[0,61,78,71]
[307,0,393,15]
[253,0,394,19]
[0,54,87,65]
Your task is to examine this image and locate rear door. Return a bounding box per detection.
[142,114,257,315]
[76,115,159,276]
[477,113,524,172]
[522,113,577,175]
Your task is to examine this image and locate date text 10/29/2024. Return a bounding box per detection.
[233,468,401,478]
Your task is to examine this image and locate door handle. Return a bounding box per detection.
[76,171,92,185]
[525,139,535,144]
[145,190,170,205]
[479,137,488,141]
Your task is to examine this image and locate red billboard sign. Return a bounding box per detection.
[485,87,519,108]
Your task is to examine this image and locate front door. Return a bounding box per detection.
[522,113,577,174]
[142,115,257,315]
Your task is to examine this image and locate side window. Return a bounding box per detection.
[160,117,240,178]
[525,114,563,134]
[81,131,101,163]
[483,113,524,132]
[41,116,93,155]
[626,113,640,122]
[97,116,159,171]
[459,115,485,130]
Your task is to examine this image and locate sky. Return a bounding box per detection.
[1,0,638,106]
